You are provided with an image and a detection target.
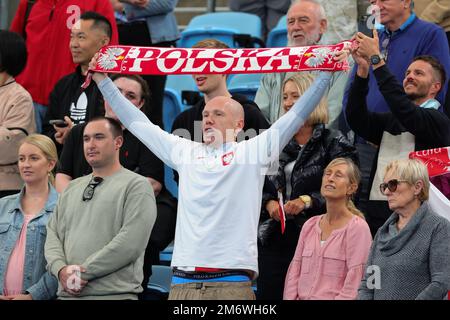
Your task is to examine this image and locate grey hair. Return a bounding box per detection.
[384,158,430,202]
[289,0,327,20]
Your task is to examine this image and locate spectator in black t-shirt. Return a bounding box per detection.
[55,73,177,300]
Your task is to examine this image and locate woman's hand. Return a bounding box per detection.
[266,200,281,221]
[284,198,305,216]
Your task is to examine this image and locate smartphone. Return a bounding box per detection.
[359,15,374,38]
[49,119,68,128]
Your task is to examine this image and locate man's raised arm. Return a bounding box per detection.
[89,55,194,170]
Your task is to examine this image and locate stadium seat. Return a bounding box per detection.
[267,15,287,47]
[228,73,263,102]
[163,75,199,198]
[159,243,174,265]
[147,265,173,297]
[163,74,198,132]
[164,165,178,199]
[178,12,264,48]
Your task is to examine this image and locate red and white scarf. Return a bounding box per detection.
[91,42,351,75]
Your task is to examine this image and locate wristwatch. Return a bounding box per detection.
[298,195,312,209]
[370,54,383,65]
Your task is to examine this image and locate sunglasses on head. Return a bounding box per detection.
[379,179,409,194]
[82,176,104,201]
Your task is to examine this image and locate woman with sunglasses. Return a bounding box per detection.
[358,158,450,300]
[0,134,58,300]
[283,158,372,300]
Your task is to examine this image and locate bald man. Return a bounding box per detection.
[89,54,342,299]
[201,97,244,147]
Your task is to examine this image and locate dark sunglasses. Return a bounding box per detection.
[82,176,104,201]
[379,179,409,194]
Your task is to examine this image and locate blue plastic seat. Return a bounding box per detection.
[159,243,174,265]
[147,265,173,293]
[267,15,287,47]
[228,73,262,102]
[163,74,198,132]
[163,75,199,198]
[164,164,178,199]
[178,12,264,48]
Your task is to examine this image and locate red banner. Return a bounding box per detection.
[91,42,351,75]
[409,147,450,177]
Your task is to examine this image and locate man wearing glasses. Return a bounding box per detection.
[45,117,157,300]
[346,30,450,236]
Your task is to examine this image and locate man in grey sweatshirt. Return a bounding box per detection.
[45,117,156,300]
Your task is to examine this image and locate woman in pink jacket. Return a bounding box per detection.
[283,158,372,300]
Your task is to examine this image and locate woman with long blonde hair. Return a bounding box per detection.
[257,73,358,300]
[0,134,58,300]
[284,158,372,300]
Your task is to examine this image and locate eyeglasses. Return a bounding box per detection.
[82,176,104,201]
[379,179,409,194]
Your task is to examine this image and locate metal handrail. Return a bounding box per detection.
[207,0,216,13]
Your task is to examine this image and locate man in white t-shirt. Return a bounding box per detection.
[88,49,347,299]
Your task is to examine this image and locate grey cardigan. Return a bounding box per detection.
[358,201,450,300]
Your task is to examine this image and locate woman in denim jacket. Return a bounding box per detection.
[0,134,58,300]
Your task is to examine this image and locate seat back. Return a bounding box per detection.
[163,75,199,198]
[163,75,198,132]
[267,15,287,47]
[178,12,263,48]
[228,73,263,101]
[148,265,173,293]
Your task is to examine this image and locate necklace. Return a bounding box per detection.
[0,79,16,89]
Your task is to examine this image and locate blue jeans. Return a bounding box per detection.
[33,102,47,133]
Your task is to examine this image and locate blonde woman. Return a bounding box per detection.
[283,158,372,300]
[0,134,58,300]
[258,74,358,300]
[358,159,450,300]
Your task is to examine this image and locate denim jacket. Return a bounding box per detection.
[125,0,180,44]
[0,186,58,300]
